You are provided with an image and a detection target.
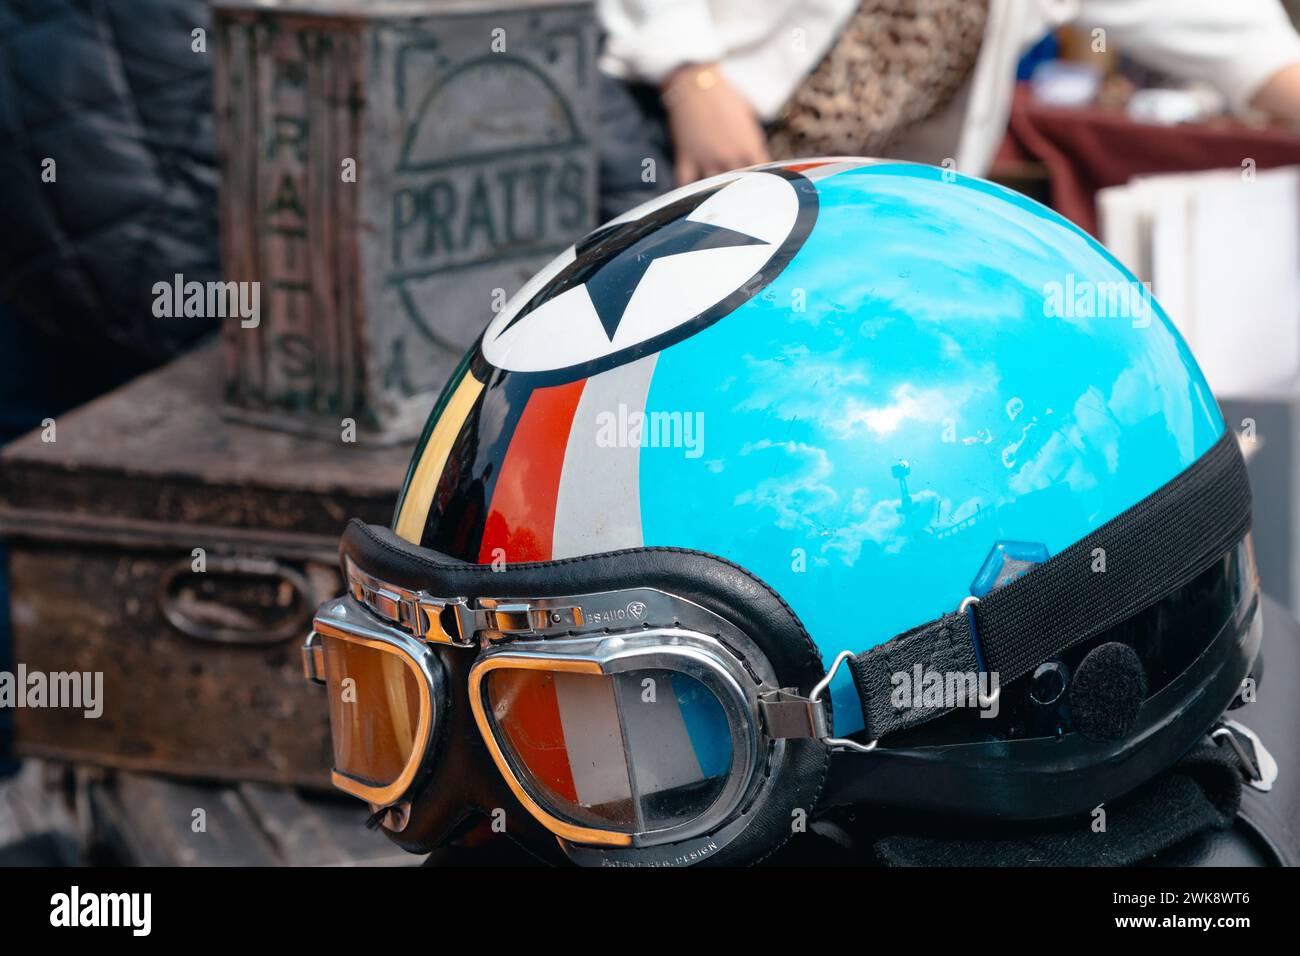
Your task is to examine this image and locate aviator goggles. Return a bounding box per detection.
[303,549,835,853]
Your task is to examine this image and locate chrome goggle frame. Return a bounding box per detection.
[304,558,828,849]
[304,596,449,810]
[469,628,763,848]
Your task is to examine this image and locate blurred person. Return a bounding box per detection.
[596,0,1300,218]
[0,0,219,369]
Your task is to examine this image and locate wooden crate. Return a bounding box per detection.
[213,0,597,442]
[0,342,411,788]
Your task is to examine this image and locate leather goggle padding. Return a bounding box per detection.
[341,519,829,701]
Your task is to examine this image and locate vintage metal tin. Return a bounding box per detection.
[214,0,597,442]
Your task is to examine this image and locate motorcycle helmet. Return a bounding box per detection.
[303,158,1259,866]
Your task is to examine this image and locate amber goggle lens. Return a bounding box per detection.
[321,633,427,790]
[483,666,735,834]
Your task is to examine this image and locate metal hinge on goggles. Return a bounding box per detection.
[303,558,831,850]
[329,557,589,647]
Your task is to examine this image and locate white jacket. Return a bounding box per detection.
[598,0,1300,175]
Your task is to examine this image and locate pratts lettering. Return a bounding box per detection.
[391,159,588,267]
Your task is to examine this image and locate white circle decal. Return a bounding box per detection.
[481,168,818,380]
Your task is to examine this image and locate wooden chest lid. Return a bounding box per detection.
[0,341,415,545]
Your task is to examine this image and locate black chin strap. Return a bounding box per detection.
[873,738,1246,866]
[846,429,1253,743]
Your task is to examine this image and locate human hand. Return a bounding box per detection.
[662,64,770,186]
[1252,61,1300,126]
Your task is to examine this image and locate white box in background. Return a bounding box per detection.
[1101,166,1300,613]
[1099,166,1300,397]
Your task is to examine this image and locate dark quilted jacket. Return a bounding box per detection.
[0,0,218,361]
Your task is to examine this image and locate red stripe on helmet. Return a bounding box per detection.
[479,377,587,563]
[780,161,833,172]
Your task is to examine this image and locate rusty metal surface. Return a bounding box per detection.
[8,544,338,788]
[0,342,420,787]
[214,0,597,442]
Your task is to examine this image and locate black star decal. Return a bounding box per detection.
[497,183,769,342]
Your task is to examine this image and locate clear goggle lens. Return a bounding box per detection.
[484,666,735,834]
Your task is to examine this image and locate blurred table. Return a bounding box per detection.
[998,84,1300,235]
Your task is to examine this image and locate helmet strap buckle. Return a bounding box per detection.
[1211,718,1277,792]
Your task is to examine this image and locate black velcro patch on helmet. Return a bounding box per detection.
[1070,642,1148,743]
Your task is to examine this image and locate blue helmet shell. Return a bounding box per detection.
[394,159,1224,735]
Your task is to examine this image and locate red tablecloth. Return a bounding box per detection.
[1001,84,1300,235]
